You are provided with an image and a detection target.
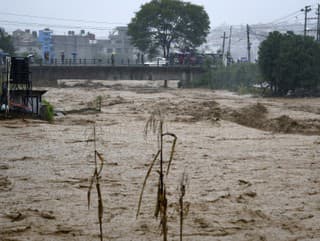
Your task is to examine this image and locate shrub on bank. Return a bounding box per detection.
[41,99,54,122]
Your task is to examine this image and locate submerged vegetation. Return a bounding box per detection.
[87,125,105,241]
[41,99,54,122]
[137,109,177,241]
[95,95,102,112]
[178,171,188,241]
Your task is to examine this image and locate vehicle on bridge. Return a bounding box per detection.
[144,57,168,66]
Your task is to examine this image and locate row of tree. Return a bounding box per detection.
[259,31,320,96]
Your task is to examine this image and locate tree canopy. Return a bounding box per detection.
[0,28,14,55]
[128,0,210,59]
[258,31,320,95]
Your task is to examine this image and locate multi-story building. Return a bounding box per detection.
[38,29,54,62]
[11,26,137,64]
[96,26,138,64]
[12,29,41,57]
[52,31,98,62]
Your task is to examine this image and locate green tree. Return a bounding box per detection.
[258,31,282,94]
[128,0,210,58]
[0,28,14,55]
[259,31,320,95]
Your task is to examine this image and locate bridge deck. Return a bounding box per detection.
[28,65,204,87]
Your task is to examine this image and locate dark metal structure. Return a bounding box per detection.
[1,57,46,116]
[9,57,33,112]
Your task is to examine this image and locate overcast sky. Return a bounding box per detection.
[1,0,319,36]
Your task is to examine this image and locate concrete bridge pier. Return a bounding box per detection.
[180,68,194,87]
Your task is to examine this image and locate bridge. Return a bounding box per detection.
[28,65,205,87]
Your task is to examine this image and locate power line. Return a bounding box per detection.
[206,6,319,60]
[0,11,126,25]
[252,15,305,29]
[249,31,268,38]
[264,4,318,25]
[269,10,303,24]
[0,19,116,31]
[250,10,305,29]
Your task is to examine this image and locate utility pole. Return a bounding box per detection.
[227,26,233,65]
[301,5,312,37]
[221,31,227,65]
[246,24,251,63]
[317,4,320,41]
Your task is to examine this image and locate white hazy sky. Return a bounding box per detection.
[1,0,319,36]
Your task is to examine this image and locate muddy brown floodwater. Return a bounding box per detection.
[0,80,319,241]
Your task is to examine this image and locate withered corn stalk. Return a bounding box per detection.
[179,172,188,241]
[137,109,177,241]
[87,125,105,241]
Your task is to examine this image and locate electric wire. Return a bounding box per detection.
[0,19,116,31]
[0,11,126,25]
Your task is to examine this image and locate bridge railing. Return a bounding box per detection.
[27,58,204,68]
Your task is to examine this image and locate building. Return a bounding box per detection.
[52,31,98,63]
[11,26,137,65]
[38,29,54,62]
[96,26,138,64]
[12,29,41,57]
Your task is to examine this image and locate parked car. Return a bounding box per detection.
[144,57,168,66]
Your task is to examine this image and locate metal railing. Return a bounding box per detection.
[27,58,204,67]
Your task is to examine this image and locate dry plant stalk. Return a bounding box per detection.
[137,109,177,241]
[96,96,102,112]
[178,172,188,241]
[87,125,105,241]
